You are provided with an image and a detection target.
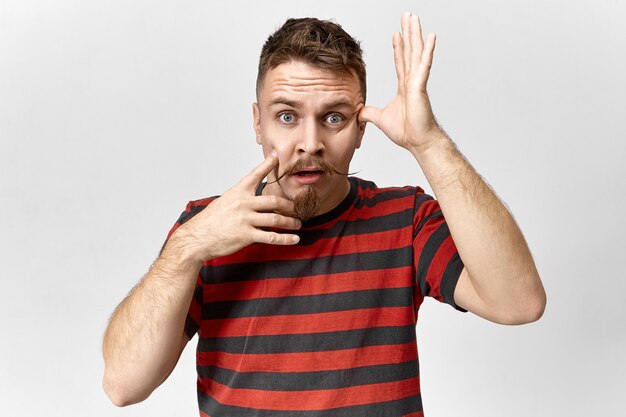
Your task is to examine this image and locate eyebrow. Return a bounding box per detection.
[267,97,356,110]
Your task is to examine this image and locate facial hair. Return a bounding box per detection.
[269,156,351,222]
[293,185,321,222]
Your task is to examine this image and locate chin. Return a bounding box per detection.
[293,185,322,221]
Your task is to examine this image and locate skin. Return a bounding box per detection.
[102,11,547,407]
[358,13,546,324]
[101,156,302,406]
[252,60,366,217]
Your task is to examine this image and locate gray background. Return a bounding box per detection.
[1,0,625,416]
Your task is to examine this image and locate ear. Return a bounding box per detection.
[355,120,366,149]
[252,102,262,145]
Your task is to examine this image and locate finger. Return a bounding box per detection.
[409,15,424,69]
[401,12,411,74]
[419,33,436,87]
[392,32,405,87]
[357,106,381,127]
[252,229,300,246]
[251,212,302,230]
[251,194,297,215]
[423,33,436,66]
[239,153,279,190]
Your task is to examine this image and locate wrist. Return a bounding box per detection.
[161,229,205,271]
[407,128,451,160]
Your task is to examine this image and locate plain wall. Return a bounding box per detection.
[1,1,624,416]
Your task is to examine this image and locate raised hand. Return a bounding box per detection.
[359,12,441,155]
[171,153,302,263]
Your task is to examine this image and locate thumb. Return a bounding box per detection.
[358,106,382,128]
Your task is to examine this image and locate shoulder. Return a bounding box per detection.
[186,195,220,211]
[175,195,220,226]
[163,195,221,247]
[351,177,427,206]
[347,177,430,226]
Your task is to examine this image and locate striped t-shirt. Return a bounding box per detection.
[167,176,465,417]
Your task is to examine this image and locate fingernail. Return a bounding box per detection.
[292,235,300,244]
[271,150,278,157]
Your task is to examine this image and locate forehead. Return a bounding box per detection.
[259,60,363,108]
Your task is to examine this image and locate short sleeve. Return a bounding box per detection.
[161,198,217,339]
[412,188,466,312]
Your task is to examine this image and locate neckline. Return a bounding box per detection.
[255,177,357,227]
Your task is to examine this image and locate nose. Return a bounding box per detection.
[297,119,325,156]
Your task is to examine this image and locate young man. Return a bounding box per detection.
[103,13,546,416]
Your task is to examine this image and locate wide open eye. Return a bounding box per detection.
[278,113,295,123]
[325,113,345,124]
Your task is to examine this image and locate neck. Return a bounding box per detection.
[263,177,351,219]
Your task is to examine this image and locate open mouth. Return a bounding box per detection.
[292,169,325,184]
[295,170,324,177]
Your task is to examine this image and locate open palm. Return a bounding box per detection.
[359,12,441,154]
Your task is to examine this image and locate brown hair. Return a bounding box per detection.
[256,17,366,102]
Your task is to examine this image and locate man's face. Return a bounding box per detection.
[253,60,365,220]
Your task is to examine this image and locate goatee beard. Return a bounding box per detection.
[293,185,321,222]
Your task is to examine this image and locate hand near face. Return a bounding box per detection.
[359,12,441,154]
[171,154,302,263]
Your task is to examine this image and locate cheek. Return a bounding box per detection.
[258,124,279,154]
[263,141,292,164]
[331,131,359,160]
[261,126,295,155]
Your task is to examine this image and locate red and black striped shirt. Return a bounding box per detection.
[166,176,465,417]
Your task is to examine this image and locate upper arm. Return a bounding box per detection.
[179,331,190,357]
[412,191,465,311]
[157,331,191,387]
[454,267,540,325]
[453,267,489,319]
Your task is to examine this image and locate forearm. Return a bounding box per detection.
[102,234,202,406]
[410,129,545,316]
